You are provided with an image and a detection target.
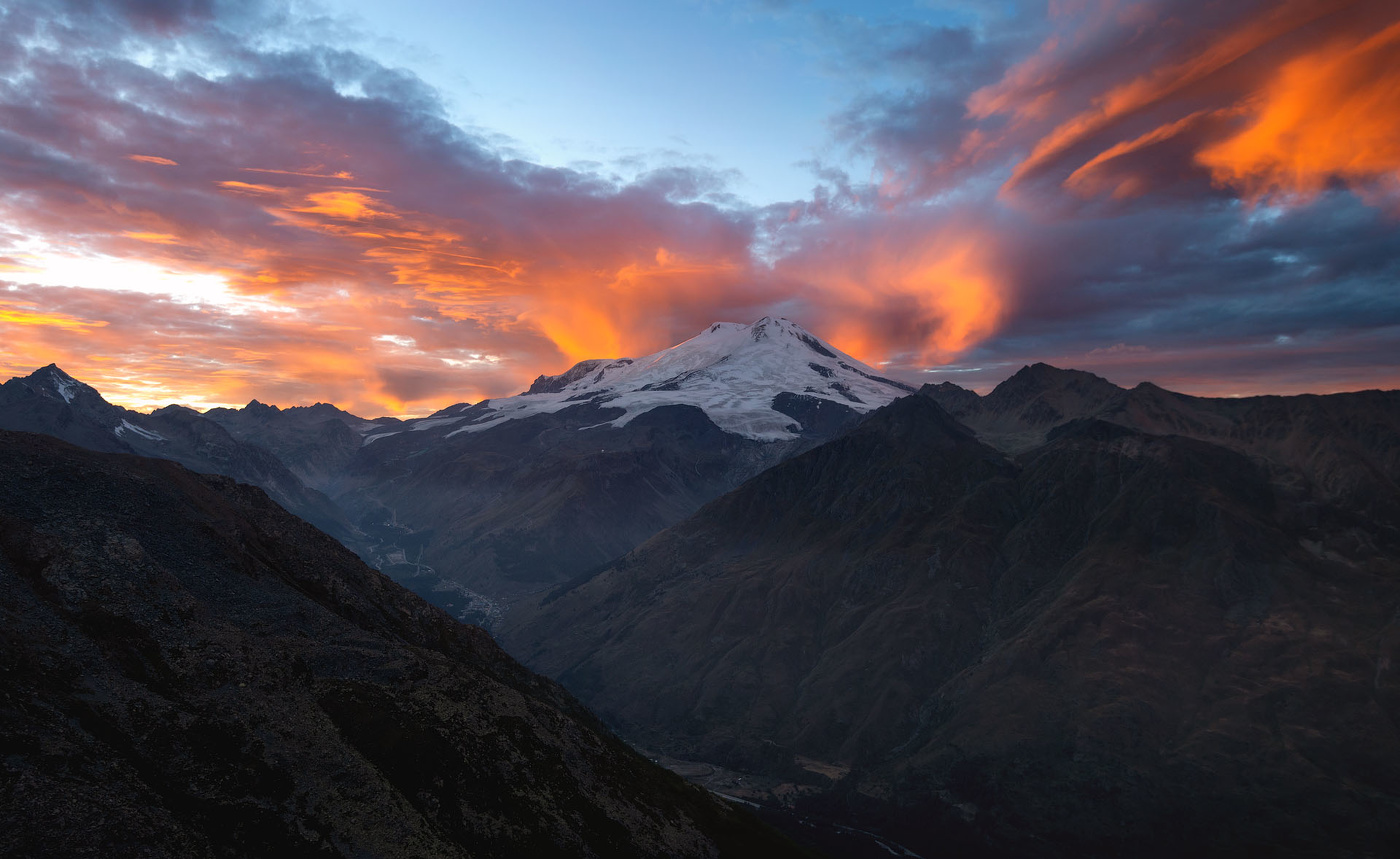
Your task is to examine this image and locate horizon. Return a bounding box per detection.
[14,313,1396,421]
[2,1,1398,416]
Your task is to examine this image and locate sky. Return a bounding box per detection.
[1,0,1398,415]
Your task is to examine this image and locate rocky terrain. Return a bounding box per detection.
[0,430,806,858]
[501,389,1400,858]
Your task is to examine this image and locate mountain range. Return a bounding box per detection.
[0,318,907,623]
[3,321,1399,856]
[500,367,1400,857]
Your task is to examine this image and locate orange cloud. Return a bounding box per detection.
[781,228,1006,367]
[126,154,178,166]
[0,300,107,332]
[993,0,1333,192]
[290,190,391,221]
[1197,19,1400,201]
[122,231,181,245]
[524,248,748,364]
[0,283,523,415]
[217,180,283,195]
[975,0,1400,207]
[241,167,356,180]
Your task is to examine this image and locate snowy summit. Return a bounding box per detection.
[374,317,916,443]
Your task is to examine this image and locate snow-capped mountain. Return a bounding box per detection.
[370,316,914,445]
[196,316,917,612]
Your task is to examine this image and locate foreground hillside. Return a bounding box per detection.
[0,431,804,859]
[502,390,1400,858]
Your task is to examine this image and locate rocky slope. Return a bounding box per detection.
[0,430,806,859]
[501,392,1400,858]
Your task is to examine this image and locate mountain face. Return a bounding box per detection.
[198,317,913,612]
[0,430,804,859]
[202,400,394,492]
[426,316,914,442]
[0,366,356,545]
[500,391,1400,858]
[929,363,1400,530]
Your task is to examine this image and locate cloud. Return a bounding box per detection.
[0,0,799,413]
[969,0,1400,204]
[0,0,1397,415]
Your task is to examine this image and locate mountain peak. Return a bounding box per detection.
[24,364,97,405]
[987,363,1121,404]
[401,317,916,442]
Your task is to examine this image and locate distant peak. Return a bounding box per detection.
[34,363,74,379]
[748,315,802,335]
[244,399,279,414]
[26,363,91,404]
[1000,362,1117,390]
[705,322,744,334]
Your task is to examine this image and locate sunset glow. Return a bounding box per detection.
[0,0,1397,415]
[1197,20,1400,201]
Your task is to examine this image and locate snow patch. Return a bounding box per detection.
[407,416,466,432]
[427,316,914,441]
[52,375,79,403]
[114,419,165,442]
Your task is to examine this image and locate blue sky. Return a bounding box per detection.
[330,0,984,204]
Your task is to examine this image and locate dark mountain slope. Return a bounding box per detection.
[501,396,1400,857]
[502,395,1021,766]
[0,365,356,544]
[0,430,805,859]
[204,399,390,492]
[875,418,1400,857]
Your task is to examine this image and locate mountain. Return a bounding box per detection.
[923,363,1132,452]
[417,316,915,443]
[222,317,917,611]
[500,391,1400,857]
[203,399,396,492]
[0,429,806,859]
[0,366,357,544]
[928,364,1400,526]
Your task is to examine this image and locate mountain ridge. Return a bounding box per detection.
[0,364,357,545]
